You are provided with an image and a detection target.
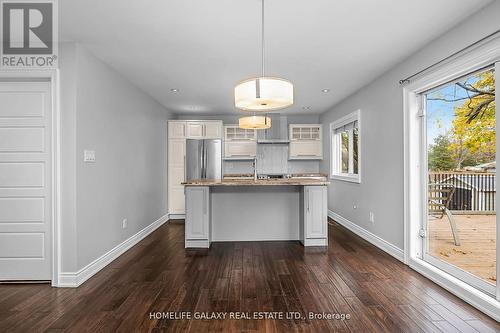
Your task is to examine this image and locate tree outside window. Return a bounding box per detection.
[330,110,361,183]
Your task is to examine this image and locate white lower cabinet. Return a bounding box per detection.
[302,186,328,246]
[185,186,210,248]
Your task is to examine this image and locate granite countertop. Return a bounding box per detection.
[223,173,328,178]
[183,178,330,186]
[223,173,254,178]
[289,173,328,178]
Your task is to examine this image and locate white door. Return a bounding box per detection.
[0,81,52,280]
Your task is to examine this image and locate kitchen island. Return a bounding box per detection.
[182,178,329,248]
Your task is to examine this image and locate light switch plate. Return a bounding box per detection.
[84,150,96,162]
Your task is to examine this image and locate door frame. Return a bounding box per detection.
[0,69,61,286]
[418,71,497,296]
[403,34,500,320]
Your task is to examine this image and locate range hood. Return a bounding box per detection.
[257,114,289,144]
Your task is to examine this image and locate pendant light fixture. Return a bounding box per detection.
[239,115,272,129]
[235,0,293,112]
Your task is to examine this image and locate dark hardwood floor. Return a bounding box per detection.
[0,220,498,332]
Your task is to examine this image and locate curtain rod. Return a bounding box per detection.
[399,29,500,85]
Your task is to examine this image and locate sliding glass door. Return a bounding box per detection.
[421,65,497,295]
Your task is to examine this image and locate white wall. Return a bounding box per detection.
[319,1,500,250]
[60,43,78,272]
[60,44,173,271]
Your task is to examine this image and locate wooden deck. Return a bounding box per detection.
[428,214,497,284]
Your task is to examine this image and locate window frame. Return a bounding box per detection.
[330,110,361,183]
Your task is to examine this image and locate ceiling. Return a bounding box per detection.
[60,0,492,115]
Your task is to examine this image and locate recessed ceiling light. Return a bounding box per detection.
[321,89,330,93]
[170,88,179,92]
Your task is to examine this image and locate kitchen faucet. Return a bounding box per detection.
[253,157,258,181]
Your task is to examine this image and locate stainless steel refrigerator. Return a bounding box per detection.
[186,139,222,181]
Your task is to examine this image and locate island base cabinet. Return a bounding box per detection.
[185,187,211,248]
[302,186,328,246]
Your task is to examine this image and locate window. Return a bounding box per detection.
[403,35,500,310]
[330,110,360,183]
[423,66,496,295]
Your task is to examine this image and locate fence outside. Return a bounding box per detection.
[429,172,496,213]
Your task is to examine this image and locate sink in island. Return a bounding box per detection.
[182,178,329,248]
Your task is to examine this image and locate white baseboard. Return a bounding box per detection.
[185,239,210,248]
[328,210,404,262]
[168,213,185,219]
[58,272,78,287]
[301,238,328,247]
[57,214,169,287]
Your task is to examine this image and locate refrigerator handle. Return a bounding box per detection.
[204,140,208,178]
[200,140,204,178]
[199,140,204,179]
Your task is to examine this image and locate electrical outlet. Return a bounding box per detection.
[369,212,375,224]
[122,218,127,229]
[83,150,96,162]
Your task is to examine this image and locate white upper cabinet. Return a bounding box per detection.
[186,122,205,138]
[224,125,257,159]
[225,141,257,159]
[289,124,323,160]
[168,121,186,138]
[290,141,322,158]
[186,121,222,139]
[204,121,223,139]
[224,126,257,141]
